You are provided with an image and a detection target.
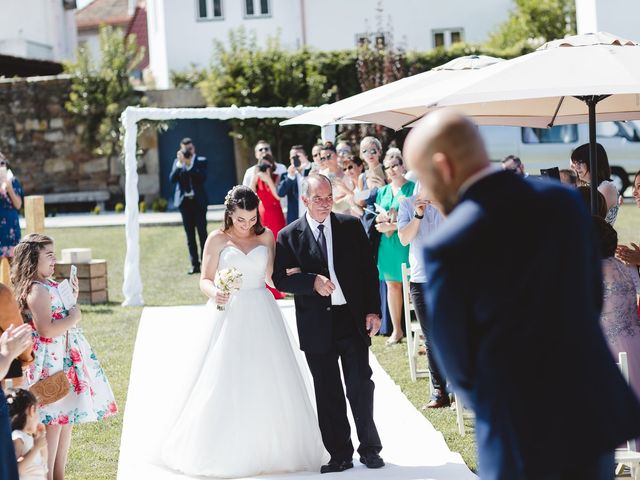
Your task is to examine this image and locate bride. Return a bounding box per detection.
[162,185,327,477]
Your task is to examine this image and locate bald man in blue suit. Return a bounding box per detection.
[404,109,640,480]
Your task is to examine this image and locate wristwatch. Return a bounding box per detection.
[413,211,424,219]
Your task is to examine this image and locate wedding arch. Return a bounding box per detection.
[120,106,336,306]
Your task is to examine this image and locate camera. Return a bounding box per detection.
[181,148,192,159]
[258,162,271,173]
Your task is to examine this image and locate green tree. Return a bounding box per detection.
[64,25,145,159]
[200,27,341,161]
[487,0,576,50]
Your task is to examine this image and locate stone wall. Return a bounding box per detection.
[0,74,123,199]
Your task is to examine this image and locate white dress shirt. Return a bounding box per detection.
[305,212,347,305]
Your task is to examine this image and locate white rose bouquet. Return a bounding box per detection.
[214,267,243,311]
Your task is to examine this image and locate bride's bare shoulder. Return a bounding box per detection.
[206,229,228,249]
[258,228,275,246]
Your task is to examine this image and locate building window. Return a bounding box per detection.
[432,28,464,49]
[434,32,445,48]
[244,0,270,17]
[197,0,223,20]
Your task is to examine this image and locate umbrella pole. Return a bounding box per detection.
[587,98,598,216]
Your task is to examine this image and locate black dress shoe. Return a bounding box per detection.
[359,452,385,469]
[320,459,353,474]
[187,266,201,275]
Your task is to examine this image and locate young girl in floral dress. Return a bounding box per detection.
[11,234,117,480]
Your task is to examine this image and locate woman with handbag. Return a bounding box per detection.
[11,234,117,480]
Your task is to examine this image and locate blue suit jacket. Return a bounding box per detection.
[423,171,640,479]
[277,167,310,224]
[169,156,208,209]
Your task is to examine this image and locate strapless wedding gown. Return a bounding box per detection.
[161,245,326,478]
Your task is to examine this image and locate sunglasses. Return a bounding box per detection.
[383,163,402,170]
[337,148,351,155]
[319,155,333,162]
[0,161,6,167]
[257,147,271,152]
[361,148,379,155]
[343,165,355,172]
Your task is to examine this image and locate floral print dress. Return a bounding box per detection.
[26,280,117,425]
[0,177,23,257]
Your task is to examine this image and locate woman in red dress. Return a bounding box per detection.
[251,154,286,299]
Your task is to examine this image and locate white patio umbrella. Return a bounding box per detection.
[344,32,640,213]
[280,55,503,127]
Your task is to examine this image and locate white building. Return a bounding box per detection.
[146,0,512,89]
[576,0,640,40]
[0,0,77,62]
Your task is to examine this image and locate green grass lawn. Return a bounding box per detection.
[46,204,640,478]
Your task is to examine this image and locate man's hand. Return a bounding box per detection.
[0,324,32,360]
[414,198,429,217]
[286,267,302,276]
[287,165,297,177]
[314,275,336,296]
[366,314,381,337]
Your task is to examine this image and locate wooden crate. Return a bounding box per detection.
[54,260,108,305]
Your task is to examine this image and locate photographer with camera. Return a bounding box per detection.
[170,137,209,275]
[277,145,312,224]
[242,140,287,188]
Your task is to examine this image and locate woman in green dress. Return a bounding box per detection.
[375,148,415,345]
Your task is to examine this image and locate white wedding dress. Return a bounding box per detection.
[161,245,327,478]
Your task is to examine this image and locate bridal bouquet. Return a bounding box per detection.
[214,267,243,311]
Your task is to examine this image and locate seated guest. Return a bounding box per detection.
[594,216,640,426]
[278,145,312,224]
[397,183,447,407]
[335,141,353,168]
[375,150,414,345]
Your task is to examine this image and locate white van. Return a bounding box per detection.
[479,121,640,193]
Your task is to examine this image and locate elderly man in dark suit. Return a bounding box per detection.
[170,137,208,274]
[273,173,384,474]
[404,109,640,480]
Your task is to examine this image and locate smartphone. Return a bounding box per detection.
[292,155,301,168]
[70,265,77,283]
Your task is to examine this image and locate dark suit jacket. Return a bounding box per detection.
[423,171,640,479]
[277,168,311,224]
[169,156,208,209]
[274,213,381,353]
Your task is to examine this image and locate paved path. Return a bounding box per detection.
[19,206,226,229]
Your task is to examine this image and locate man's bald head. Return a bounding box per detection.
[403,109,489,213]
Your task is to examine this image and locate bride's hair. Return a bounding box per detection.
[223,186,265,235]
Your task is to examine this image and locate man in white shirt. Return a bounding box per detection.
[277,145,311,224]
[242,140,287,187]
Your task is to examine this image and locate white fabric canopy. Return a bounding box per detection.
[120,106,320,306]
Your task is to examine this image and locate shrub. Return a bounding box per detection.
[92,205,101,215]
[151,198,168,212]
[114,202,125,213]
[139,201,146,213]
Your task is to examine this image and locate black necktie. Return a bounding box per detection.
[317,224,328,262]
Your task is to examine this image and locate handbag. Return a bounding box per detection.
[29,333,70,405]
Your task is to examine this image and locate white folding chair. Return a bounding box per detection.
[615,352,640,479]
[401,263,430,384]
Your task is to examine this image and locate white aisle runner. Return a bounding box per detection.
[117,302,476,480]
